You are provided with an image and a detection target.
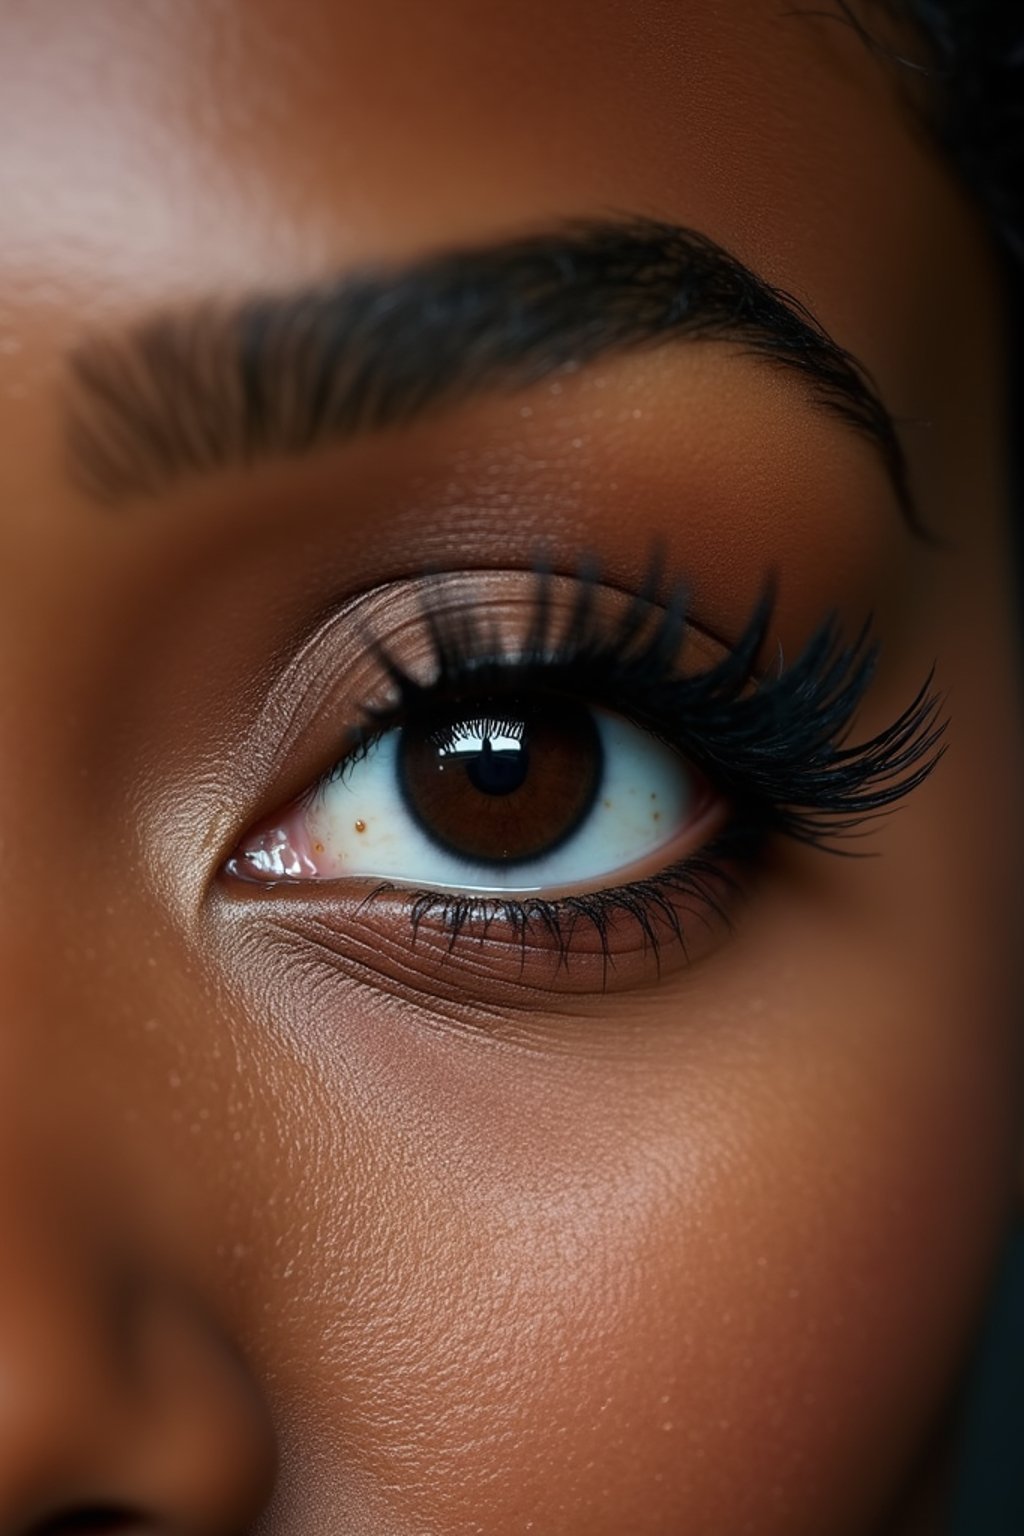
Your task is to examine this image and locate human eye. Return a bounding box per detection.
[223,558,944,982]
[233,696,707,893]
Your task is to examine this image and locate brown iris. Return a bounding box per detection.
[397,697,603,866]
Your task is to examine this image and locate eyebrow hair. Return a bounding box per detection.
[65,216,916,525]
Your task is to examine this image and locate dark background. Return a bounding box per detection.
[953,1229,1024,1533]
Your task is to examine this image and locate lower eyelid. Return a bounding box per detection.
[217,825,759,1006]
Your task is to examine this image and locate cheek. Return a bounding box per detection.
[236,895,1017,1536]
[407,1068,998,1533]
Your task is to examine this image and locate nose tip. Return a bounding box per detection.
[0,1219,276,1536]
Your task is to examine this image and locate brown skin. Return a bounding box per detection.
[0,1,1021,1532]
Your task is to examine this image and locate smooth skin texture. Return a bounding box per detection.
[0,1,1022,1532]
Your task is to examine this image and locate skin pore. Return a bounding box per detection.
[0,0,1022,1531]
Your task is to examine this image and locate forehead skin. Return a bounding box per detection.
[0,3,1022,1534]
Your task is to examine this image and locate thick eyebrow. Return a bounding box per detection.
[65,216,916,524]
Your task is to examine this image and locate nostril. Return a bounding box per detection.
[0,1246,276,1535]
[30,1508,141,1536]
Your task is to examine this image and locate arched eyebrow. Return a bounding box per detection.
[64,216,917,526]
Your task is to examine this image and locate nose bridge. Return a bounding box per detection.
[0,1180,123,1516]
[0,906,102,1157]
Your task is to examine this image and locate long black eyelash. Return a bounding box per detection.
[352,554,946,851]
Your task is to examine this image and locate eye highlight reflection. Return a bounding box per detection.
[231,698,700,894]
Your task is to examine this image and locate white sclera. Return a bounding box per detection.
[306,707,692,894]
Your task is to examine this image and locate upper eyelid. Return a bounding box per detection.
[213,568,695,821]
[304,577,716,790]
[216,565,734,859]
[313,572,945,849]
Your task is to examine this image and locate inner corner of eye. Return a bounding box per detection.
[224,811,327,883]
[229,699,721,898]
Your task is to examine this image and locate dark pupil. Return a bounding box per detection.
[465,735,529,797]
[398,697,602,866]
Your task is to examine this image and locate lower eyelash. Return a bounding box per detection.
[358,824,761,977]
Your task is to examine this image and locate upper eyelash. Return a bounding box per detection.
[320,555,946,851]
